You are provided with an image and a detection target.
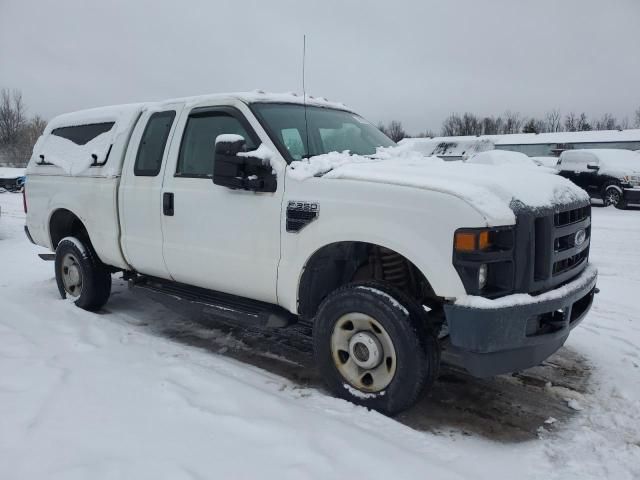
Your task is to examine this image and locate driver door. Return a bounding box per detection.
[160,105,283,304]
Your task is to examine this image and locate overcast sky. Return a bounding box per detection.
[1,0,639,134]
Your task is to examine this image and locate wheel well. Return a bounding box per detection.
[297,242,440,320]
[49,209,90,250]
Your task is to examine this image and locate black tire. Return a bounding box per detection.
[55,237,112,311]
[313,281,440,415]
[614,198,628,210]
[603,182,623,208]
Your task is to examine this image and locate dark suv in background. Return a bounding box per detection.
[557,149,640,209]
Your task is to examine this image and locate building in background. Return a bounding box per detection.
[402,129,640,160]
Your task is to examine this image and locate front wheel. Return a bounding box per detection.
[603,184,624,208]
[55,237,112,311]
[313,281,440,415]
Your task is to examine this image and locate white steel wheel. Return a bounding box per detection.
[54,237,112,311]
[314,281,440,415]
[331,312,397,392]
[60,252,83,297]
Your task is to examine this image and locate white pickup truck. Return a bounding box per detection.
[24,92,598,414]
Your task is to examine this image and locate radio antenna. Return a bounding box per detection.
[302,34,310,158]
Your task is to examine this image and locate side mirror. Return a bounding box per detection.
[586,162,599,171]
[213,135,276,192]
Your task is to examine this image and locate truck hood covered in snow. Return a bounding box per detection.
[288,147,589,225]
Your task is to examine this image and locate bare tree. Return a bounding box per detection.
[635,107,640,128]
[577,113,591,131]
[378,120,406,142]
[544,110,562,132]
[620,116,630,130]
[502,111,523,134]
[564,112,578,132]
[522,118,545,134]
[480,116,503,135]
[22,115,47,147]
[0,89,26,145]
[414,129,436,138]
[593,113,618,131]
[441,113,483,136]
[441,113,462,136]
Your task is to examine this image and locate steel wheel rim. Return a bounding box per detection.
[330,312,397,393]
[605,189,621,206]
[61,253,83,297]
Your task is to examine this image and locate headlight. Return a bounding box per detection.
[623,175,640,187]
[453,227,515,296]
[478,264,488,290]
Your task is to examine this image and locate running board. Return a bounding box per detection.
[131,275,296,328]
[38,253,56,261]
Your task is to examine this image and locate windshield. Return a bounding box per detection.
[251,103,395,162]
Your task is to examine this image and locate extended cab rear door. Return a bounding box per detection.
[119,104,182,278]
[159,101,283,304]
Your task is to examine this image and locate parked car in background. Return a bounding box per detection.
[0,167,26,193]
[531,156,560,169]
[557,149,640,209]
[466,150,557,173]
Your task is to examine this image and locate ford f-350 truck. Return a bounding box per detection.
[24,92,597,414]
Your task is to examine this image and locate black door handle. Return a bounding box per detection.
[163,192,174,216]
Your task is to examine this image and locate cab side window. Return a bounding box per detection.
[176,112,256,177]
[134,111,176,176]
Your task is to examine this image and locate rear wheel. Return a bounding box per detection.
[313,281,440,415]
[55,237,112,311]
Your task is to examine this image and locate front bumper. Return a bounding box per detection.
[443,265,597,377]
[623,187,640,203]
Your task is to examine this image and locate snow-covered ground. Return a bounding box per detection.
[0,192,638,479]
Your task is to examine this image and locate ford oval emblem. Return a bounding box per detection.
[574,229,587,247]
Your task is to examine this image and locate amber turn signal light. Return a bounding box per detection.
[454,230,492,252]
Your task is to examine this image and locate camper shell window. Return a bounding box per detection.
[51,122,115,145]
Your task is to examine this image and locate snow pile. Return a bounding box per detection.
[215,133,245,144]
[238,144,276,168]
[588,149,640,175]
[531,157,560,169]
[288,144,442,180]
[0,167,25,179]
[289,149,589,224]
[168,91,351,113]
[27,103,146,177]
[466,150,558,174]
[400,138,495,159]
[466,150,537,167]
[288,150,378,179]
[36,132,112,175]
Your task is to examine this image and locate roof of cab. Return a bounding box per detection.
[46,91,352,131]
